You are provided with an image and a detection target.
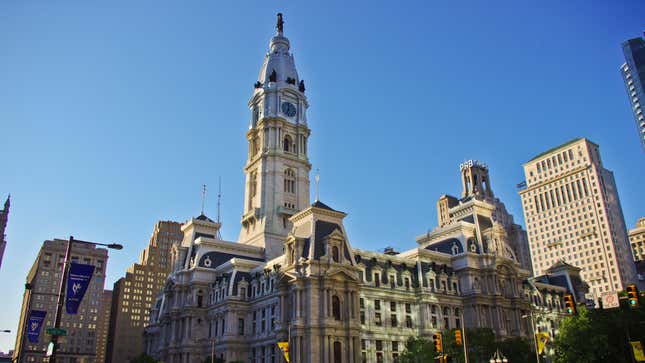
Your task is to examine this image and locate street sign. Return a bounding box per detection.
[46,328,67,336]
[602,292,620,309]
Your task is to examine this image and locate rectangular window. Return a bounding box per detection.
[375,300,381,310]
[375,313,382,326]
[391,314,398,327]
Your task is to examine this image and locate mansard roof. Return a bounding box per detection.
[196,214,215,223]
[312,200,336,211]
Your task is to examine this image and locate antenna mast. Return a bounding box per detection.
[201,184,207,215]
[315,168,320,202]
[217,177,222,239]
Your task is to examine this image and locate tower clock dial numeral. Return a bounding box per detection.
[281,102,297,117]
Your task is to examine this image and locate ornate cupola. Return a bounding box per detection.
[240,13,312,260]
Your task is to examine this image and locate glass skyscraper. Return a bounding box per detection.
[621,34,645,151]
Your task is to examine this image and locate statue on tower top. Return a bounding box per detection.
[276,13,284,33]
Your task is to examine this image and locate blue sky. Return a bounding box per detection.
[1,0,643,351]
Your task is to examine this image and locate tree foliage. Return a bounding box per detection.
[398,336,436,363]
[130,353,159,363]
[553,300,645,363]
[498,336,532,363]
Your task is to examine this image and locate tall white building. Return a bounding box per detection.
[519,138,637,298]
[238,13,311,259]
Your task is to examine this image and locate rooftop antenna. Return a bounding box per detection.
[315,168,320,202]
[217,177,222,224]
[217,177,222,239]
[201,184,207,215]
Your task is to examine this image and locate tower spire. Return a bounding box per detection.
[276,13,284,34]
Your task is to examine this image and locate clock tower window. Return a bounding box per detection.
[284,169,296,194]
[283,135,295,153]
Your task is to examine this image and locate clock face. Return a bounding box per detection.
[281,102,297,117]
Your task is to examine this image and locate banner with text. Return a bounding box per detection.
[26,310,47,343]
[65,262,95,314]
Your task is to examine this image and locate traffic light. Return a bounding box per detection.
[454,329,462,345]
[433,332,443,353]
[564,294,576,315]
[627,284,639,308]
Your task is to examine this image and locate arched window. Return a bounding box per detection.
[332,246,339,262]
[283,135,294,152]
[197,290,204,308]
[284,169,295,194]
[333,341,342,363]
[250,171,257,197]
[332,295,341,320]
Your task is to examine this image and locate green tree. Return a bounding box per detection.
[498,336,531,363]
[399,336,436,363]
[464,328,496,363]
[130,353,158,363]
[440,329,465,363]
[553,307,610,363]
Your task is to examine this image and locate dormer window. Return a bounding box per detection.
[332,246,339,262]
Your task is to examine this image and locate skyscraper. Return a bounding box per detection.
[519,138,637,299]
[0,195,10,270]
[95,290,113,363]
[105,220,182,363]
[621,34,645,151]
[13,239,108,363]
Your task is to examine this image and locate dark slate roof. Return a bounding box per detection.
[312,200,336,211]
[198,251,265,269]
[314,221,342,259]
[196,214,215,222]
[424,238,464,255]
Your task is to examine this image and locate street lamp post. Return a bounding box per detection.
[48,236,122,363]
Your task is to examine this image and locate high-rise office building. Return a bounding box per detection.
[621,34,645,151]
[105,221,182,363]
[0,195,10,270]
[95,290,113,363]
[519,138,637,298]
[13,239,108,363]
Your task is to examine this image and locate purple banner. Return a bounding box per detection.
[26,310,47,343]
[65,262,95,314]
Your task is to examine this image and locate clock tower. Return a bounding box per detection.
[239,14,312,259]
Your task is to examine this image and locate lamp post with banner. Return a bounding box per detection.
[47,236,122,363]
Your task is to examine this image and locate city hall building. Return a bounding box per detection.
[143,15,572,363]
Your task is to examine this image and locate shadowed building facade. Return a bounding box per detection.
[95,290,112,363]
[13,239,108,363]
[142,15,569,363]
[106,221,182,363]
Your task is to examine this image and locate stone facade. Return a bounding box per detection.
[143,15,569,363]
[629,217,645,262]
[518,138,637,300]
[106,221,182,363]
[13,239,108,363]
